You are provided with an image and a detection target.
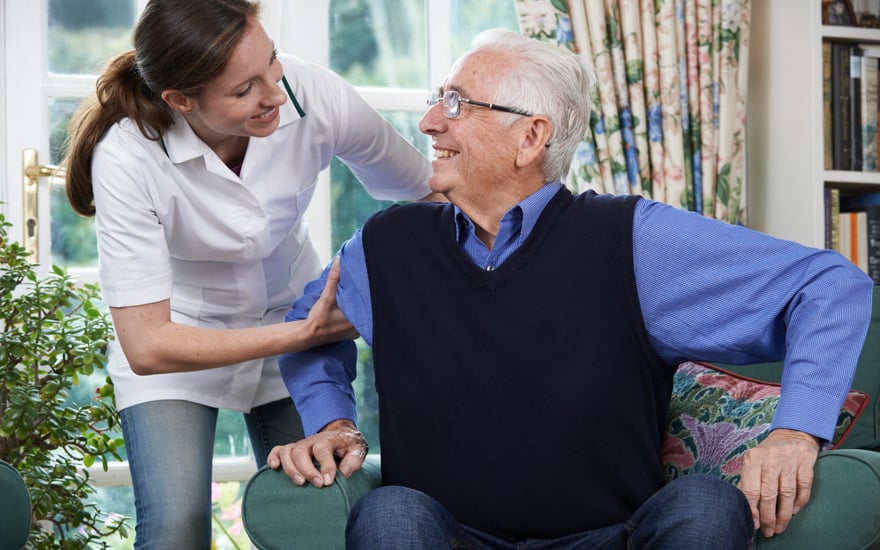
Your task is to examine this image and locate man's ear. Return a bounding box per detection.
[161,90,194,113]
[516,116,553,168]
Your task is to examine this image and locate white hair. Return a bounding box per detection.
[469,28,596,182]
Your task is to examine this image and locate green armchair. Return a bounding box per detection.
[242,288,880,550]
[242,450,879,550]
[0,460,31,550]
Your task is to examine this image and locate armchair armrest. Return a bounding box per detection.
[241,451,880,550]
[242,455,382,550]
[755,449,880,549]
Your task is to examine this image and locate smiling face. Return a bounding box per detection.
[418,49,527,204]
[162,18,287,152]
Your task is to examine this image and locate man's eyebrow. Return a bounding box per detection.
[439,84,464,95]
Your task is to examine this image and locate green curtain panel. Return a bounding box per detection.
[514,0,750,223]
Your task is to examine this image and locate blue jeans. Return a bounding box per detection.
[119,398,304,550]
[346,474,754,550]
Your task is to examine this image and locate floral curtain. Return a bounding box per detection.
[514,0,750,223]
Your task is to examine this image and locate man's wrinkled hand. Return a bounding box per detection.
[267,419,368,487]
[738,428,820,539]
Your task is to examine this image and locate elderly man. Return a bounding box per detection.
[268,28,872,549]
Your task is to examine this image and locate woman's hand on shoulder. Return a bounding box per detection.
[302,256,360,345]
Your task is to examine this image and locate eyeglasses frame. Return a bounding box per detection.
[427,90,535,119]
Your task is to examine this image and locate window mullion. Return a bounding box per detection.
[427,0,452,89]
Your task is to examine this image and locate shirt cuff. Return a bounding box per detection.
[770,386,848,443]
[296,389,358,436]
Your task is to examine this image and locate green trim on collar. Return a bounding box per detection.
[282,75,306,118]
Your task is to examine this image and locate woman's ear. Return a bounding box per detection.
[516,115,553,168]
[161,90,193,113]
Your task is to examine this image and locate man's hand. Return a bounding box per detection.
[738,428,820,539]
[267,419,368,487]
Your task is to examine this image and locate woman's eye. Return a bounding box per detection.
[237,83,254,97]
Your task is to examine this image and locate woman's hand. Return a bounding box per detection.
[303,256,360,345]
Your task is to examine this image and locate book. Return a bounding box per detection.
[857,211,869,273]
[825,187,833,249]
[844,210,869,273]
[824,41,833,170]
[861,49,880,171]
[840,190,880,211]
[831,42,852,170]
[850,45,863,171]
[867,204,880,284]
[829,187,841,251]
[839,211,851,258]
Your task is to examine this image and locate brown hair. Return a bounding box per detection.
[64,0,261,216]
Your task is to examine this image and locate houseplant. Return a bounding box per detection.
[0,210,128,548]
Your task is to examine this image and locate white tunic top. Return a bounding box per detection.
[91,54,431,412]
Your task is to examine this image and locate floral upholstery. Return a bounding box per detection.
[663,361,869,484]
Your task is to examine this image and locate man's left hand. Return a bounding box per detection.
[738,428,820,539]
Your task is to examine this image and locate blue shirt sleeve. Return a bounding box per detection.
[279,231,374,436]
[633,199,874,441]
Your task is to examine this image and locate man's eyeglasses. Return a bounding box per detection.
[427,90,534,119]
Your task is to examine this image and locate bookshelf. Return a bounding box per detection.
[747,0,880,249]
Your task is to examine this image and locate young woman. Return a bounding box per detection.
[63,0,432,546]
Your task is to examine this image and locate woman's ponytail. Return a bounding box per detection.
[63,50,173,217]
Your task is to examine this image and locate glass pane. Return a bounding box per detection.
[88,485,135,549]
[329,0,428,88]
[48,0,135,75]
[49,98,99,269]
[449,0,521,60]
[87,480,250,549]
[212,480,250,549]
[330,110,428,250]
[215,409,253,458]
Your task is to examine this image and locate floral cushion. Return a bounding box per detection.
[663,361,870,485]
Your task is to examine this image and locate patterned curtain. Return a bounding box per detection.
[514,0,750,223]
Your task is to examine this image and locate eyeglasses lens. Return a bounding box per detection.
[443,91,460,118]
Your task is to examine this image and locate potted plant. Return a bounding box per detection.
[0,210,128,548]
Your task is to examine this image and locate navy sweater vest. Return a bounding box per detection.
[362,189,674,541]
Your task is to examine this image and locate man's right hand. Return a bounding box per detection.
[266,419,368,487]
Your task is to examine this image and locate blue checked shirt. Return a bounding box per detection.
[282,183,873,442]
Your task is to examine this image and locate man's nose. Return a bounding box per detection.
[418,102,446,135]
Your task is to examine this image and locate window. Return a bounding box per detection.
[32,0,519,545]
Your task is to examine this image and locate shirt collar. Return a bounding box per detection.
[453,182,564,241]
[159,81,304,165]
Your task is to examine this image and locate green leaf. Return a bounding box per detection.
[550,0,569,14]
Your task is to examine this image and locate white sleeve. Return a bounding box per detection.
[92,126,172,307]
[326,69,432,201]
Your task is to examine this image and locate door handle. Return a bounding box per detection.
[22,148,66,263]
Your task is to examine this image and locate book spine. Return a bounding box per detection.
[850,45,863,171]
[824,41,833,170]
[858,211,869,273]
[839,211,852,258]
[825,188,833,249]
[862,54,879,171]
[830,188,841,251]
[867,204,880,284]
[832,43,852,170]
